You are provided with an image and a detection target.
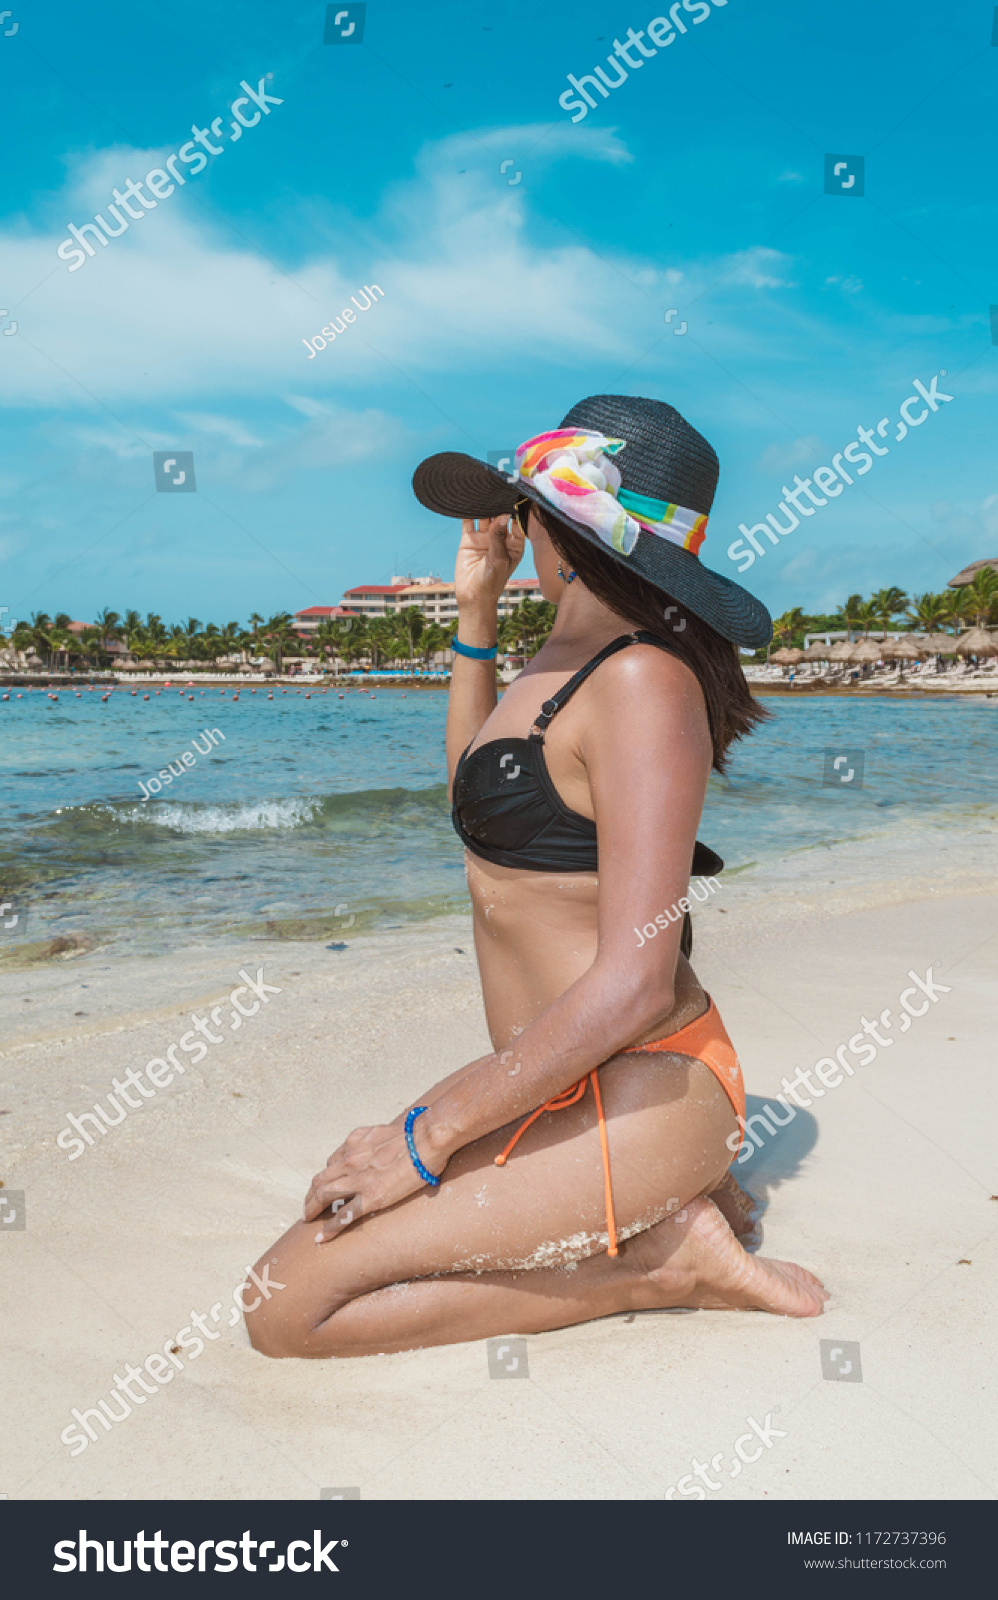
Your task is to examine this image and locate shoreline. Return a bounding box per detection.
[749,681,997,696]
[5,675,996,699]
[0,673,451,691]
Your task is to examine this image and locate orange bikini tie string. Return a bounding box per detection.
[494,1070,619,1258]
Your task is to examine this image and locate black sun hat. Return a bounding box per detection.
[412,394,771,649]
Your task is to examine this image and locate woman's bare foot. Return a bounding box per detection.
[704,1170,759,1242]
[628,1197,827,1318]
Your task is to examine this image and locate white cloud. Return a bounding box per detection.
[726,246,797,289]
[757,435,826,474]
[174,413,266,448]
[2,122,800,429]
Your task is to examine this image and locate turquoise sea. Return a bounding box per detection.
[1,683,995,956]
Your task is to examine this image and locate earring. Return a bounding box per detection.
[557,566,577,584]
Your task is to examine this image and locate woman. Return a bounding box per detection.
[248,396,826,1359]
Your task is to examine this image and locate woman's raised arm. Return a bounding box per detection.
[445,513,524,787]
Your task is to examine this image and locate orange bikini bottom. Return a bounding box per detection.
[494,996,744,1258]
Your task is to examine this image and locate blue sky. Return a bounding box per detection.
[1,0,995,627]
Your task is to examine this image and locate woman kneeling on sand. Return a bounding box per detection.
[248,395,827,1358]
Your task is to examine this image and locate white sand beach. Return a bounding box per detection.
[2,826,996,1502]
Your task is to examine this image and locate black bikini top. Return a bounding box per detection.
[451,630,723,880]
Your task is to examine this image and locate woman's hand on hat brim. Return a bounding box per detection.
[454,514,524,613]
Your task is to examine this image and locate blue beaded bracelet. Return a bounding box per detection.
[404,1106,441,1187]
[452,637,498,661]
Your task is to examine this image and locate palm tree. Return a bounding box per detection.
[966,566,997,627]
[834,594,864,638]
[419,623,451,670]
[124,624,148,664]
[46,613,76,669]
[263,612,296,675]
[16,616,57,669]
[175,616,204,661]
[75,627,106,670]
[93,609,121,649]
[202,624,230,667]
[395,605,425,670]
[312,618,340,669]
[855,599,878,636]
[246,612,265,653]
[943,587,971,635]
[767,606,805,662]
[507,597,556,659]
[218,621,243,662]
[905,592,950,634]
[367,616,400,670]
[870,587,909,635]
[331,616,367,670]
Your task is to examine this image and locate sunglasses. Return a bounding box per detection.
[513,497,532,537]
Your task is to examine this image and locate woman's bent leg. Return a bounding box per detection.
[247,1054,825,1358]
[249,1198,825,1357]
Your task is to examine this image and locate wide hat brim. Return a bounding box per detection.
[411,452,771,650]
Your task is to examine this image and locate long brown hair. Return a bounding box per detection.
[536,507,768,773]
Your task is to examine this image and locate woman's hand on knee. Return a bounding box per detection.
[303,1121,445,1243]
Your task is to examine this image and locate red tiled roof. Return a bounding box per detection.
[342,584,410,596]
[295,606,353,618]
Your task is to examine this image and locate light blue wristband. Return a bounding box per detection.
[452,637,498,661]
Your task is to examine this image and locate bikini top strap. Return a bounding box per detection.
[529,634,640,739]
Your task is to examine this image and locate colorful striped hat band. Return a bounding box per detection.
[513,428,708,559]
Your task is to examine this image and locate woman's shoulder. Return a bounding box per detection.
[594,635,699,696]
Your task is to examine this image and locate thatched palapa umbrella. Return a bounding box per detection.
[955,628,998,658]
[828,640,854,664]
[850,637,885,666]
[924,634,958,655]
[801,641,831,661]
[888,636,924,679]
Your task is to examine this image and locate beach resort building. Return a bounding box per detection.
[335,575,543,625]
[338,584,412,618]
[293,605,356,637]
